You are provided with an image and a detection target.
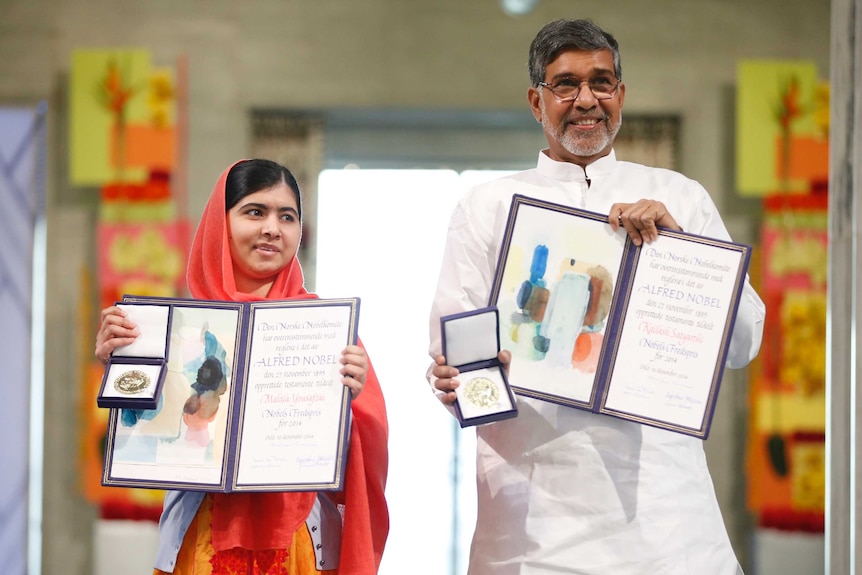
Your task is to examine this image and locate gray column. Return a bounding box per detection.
[828,0,862,573]
[0,104,47,575]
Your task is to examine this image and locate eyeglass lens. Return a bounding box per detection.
[546,78,617,100]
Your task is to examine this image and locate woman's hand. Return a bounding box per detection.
[94,306,139,365]
[609,200,681,246]
[340,344,367,398]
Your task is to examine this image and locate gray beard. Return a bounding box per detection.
[541,104,621,158]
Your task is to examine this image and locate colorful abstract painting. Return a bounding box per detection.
[736,60,828,196]
[69,49,176,186]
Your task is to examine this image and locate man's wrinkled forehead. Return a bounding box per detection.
[544,48,617,79]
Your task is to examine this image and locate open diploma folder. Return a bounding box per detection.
[101,295,359,492]
[489,195,751,439]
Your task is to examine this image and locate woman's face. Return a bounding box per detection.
[226,181,301,296]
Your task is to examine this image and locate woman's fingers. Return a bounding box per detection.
[340,345,368,398]
[95,306,139,364]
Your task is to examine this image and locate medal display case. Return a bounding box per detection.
[97,303,172,410]
[441,306,518,427]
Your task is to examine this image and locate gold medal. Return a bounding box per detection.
[464,376,499,408]
[113,369,151,395]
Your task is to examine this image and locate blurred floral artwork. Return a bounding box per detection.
[746,193,827,533]
[736,61,828,197]
[71,50,191,522]
[70,50,149,185]
[790,434,826,512]
[738,59,829,532]
[99,221,188,300]
[779,291,826,397]
[772,75,802,191]
[97,56,139,178]
[147,70,175,128]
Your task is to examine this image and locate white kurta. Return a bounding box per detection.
[428,150,765,575]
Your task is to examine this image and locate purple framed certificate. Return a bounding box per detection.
[101,295,359,492]
[488,194,750,439]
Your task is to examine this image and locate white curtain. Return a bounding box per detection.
[0,103,47,575]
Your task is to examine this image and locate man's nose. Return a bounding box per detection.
[573,85,599,107]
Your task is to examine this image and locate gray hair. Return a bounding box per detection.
[528,19,622,86]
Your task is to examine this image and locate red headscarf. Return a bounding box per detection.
[187,161,389,572]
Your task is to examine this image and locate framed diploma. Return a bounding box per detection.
[489,194,751,439]
[101,294,360,492]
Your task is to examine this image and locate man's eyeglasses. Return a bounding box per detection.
[538,76,620,102]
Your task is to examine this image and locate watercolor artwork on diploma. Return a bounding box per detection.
[492,197,627,406]
[109,305,239,480]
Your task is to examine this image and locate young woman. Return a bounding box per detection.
[95,159,389,574]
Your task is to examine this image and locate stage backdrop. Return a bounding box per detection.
[0,103,47,574]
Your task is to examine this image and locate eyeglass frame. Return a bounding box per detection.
[537,76,621,103]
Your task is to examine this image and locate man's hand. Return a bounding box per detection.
[432,354,459,405]
[609,200,681,245]
[432,350,511,405]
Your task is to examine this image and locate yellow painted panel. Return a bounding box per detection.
[69,49,151,185]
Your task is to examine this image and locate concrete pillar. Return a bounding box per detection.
[828,0,862,572]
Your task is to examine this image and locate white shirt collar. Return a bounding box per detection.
[536,149,617,182]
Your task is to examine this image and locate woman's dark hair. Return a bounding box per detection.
[528,19,622,87]
[225,159,302,220]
